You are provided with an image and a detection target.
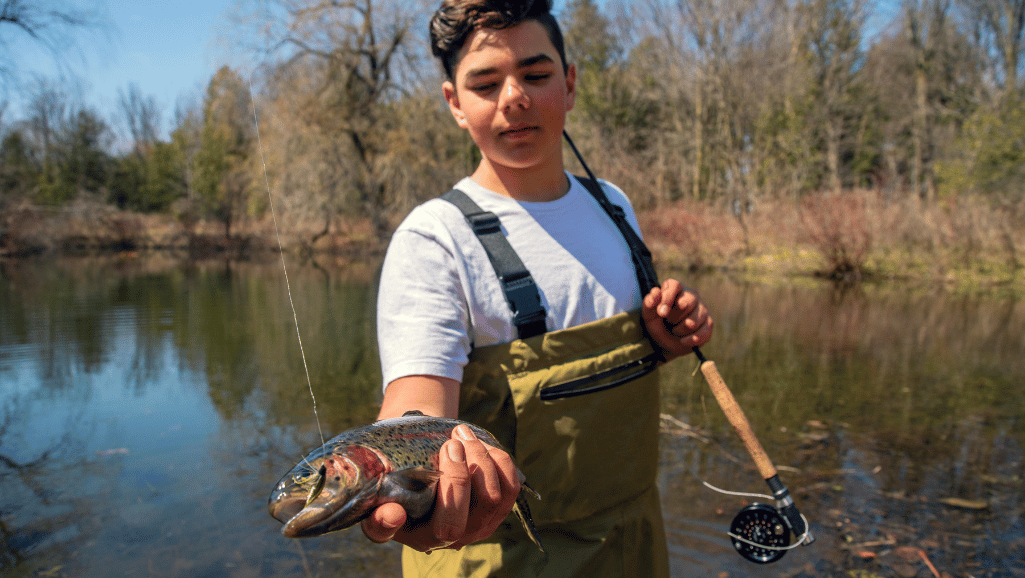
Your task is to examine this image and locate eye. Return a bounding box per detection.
[470,82,498,93]
[525,73,551,83]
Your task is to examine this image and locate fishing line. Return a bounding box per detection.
[248,79,326,452]
[688,465,813,556]
[673,419,813,559]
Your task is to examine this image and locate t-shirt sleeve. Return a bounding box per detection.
[376,222,472,390]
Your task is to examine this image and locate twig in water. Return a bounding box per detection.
[919,549,941,578]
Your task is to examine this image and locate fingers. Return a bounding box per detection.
[363,426,521,553]
[431,439,470,546]
[455,425,503,506]
[642,279,714,359]
[471,443,521,543]
[448,424,500,545]
[448,425,518,547]
[364,439,472,553]
[361,502,407,544]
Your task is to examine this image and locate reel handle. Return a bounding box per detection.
[693,347,814,546]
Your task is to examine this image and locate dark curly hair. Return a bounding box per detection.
[429,0,567,81]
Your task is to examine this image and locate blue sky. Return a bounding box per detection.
[9,0,238,140]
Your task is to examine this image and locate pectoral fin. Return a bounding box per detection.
[379,467,443,520]
[390,467,442,492]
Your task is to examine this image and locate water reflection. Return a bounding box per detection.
[657,275,1025,576]
[0,258,1022,577]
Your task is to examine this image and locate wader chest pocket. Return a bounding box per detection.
[539,350,662,400]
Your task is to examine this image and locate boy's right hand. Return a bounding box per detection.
[361,424,522,552]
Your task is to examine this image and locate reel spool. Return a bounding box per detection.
[729,503,790,564]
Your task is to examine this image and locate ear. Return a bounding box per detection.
[564,63,577,112]
[443,81,468,129]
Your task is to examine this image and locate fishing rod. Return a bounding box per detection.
[564,131,812,562]
[691,346,815,563]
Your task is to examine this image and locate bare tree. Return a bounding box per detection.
[0,0,108,93]
[643,0,763,200]
[23,77,69,189]
[902,0,973,200]
[118,83,161,156]
[959,0,1025,94]
[800,0,869,192]
[253,0,412,240]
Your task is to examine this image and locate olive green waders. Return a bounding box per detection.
[401,311,669,578]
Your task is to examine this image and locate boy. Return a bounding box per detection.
[363,1,713,576]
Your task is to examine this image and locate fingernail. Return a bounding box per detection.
[455,425,476,441]
[447,441,465,462]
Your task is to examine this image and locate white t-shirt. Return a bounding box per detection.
[377,173,644,388]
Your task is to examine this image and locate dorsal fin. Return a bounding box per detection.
[401,410,426,417]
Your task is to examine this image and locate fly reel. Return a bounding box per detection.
[729,503,790,564]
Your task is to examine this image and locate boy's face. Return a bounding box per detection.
[443,20,576,178]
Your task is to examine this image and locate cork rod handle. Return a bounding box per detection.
[697,359,778,480]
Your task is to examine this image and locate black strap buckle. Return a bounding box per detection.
[442,189,549,340]
[467,212,501,235]
[502,273,546,339]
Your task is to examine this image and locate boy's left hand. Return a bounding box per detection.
[642,278,713,361]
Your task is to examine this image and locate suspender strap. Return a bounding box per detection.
[573,176,660,295]
[441,189,548,340]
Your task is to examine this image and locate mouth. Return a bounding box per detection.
[499,125,538,138]
[280,485,367,538]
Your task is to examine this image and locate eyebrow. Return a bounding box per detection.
[464,53,555,80]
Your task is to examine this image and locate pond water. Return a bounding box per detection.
[1,255,1022,578]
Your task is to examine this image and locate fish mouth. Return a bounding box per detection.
[282,489,371,541]
[269,488,306,525]
[268,462,326,524]
[276,481,369,538]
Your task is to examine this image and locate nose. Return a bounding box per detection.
[499,78,530,112]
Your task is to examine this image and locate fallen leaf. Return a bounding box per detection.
[855,550,876,559]
[937,497,989,510]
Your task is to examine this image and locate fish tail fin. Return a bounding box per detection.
[521,481,541,501]
[513,491,547,559]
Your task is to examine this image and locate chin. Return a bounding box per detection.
[488,145,559,171]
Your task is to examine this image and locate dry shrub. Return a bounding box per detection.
[0,201,50,256]
[58,198,150,253]
[799,193,871,280]
[866,193,1023,277]
[638,201,735,271]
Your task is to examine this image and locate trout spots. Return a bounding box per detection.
[323,454,365,485]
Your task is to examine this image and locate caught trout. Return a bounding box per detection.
[268,411,545,553]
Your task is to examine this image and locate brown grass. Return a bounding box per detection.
[640,190,1024,289]
[3,191,1023,291]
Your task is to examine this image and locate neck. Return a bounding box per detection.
[471,156,569,203]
